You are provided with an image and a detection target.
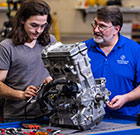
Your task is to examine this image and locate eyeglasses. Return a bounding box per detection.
[91,21,113,32]
[29,22,48,30]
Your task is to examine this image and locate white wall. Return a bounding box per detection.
[122,0,140,7]
[47,0,92,35]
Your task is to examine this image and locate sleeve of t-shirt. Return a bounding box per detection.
[0,44,11,70]
[50,34,57,44]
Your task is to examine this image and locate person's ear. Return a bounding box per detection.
[21,17,25,24]
[113,25,120,35]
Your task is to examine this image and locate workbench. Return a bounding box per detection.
[0,115,140,135]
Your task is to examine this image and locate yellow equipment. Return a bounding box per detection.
[52,12,61,42]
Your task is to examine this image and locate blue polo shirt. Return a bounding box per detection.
[84,34,140,116]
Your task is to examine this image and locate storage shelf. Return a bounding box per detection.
[0,6,7,12]
[76,6,140,21]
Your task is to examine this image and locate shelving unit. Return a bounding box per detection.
[0,7,7,12]
[76,6,140,21]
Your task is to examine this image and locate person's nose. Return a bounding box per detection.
[94,25,100,32]
[36,27,43,33]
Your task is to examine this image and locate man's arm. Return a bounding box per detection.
[0,70,37,100]
[107,85,140,110]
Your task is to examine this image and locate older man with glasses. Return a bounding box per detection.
[84,6,140,117]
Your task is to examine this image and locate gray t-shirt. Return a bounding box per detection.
[0,35,56,119]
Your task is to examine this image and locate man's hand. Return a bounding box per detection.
[22,76,53,100]
[23,85,38,100]
[107,95,128,110]
[43,76,53,84]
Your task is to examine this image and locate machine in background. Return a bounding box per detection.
[0,0,24,41]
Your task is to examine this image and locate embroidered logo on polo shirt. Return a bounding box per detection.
[117,55,129,64]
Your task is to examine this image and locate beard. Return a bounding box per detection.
[93,32,104,43]
[93,31,114,44]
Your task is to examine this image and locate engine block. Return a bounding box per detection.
[41,42,110,130]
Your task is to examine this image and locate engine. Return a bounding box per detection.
[39,42,110,130]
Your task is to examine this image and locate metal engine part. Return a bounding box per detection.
[40,42,110,130]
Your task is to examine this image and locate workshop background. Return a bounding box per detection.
[0,0,140,44]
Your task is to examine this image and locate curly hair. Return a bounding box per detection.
[7,0,52,46]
